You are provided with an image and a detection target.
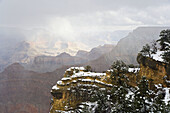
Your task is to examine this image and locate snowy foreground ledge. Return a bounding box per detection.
[51,66,170,113]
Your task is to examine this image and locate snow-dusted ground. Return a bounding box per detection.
[128,68,140,73]
[151,51,164,62]
[164,88,170,105]
[66,67,85,71]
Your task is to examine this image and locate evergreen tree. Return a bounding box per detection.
[157,29,170,63]
[152,84,167,112]
[110,60,128,85]
[140,44,151,57]
[85,65,92,72]
[94,90,112,113]
[132,76,151,113]
[162,51,170,63]
[157,29,170,51]
[110,60,133,112]
[111,75,132,113]
[151,40,157,54]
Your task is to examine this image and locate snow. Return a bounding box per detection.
[66,67,85,71]
[79,105,85,108]
[76,78,112,87]
[72,80,77,83]
[107,69,113,72]
[66,68,71,71]
[55,110,74,113]
[151,51,164,62]
[78,84,99,88]
[71,72,106,78]
[165,42,170,46]
[166,80,170,83]
[81,101,98,113]
[81,79,95,82]
[128,68,140,73]
[126,90,134,98]
[61,77,71,81]
[154,84,162,89]
[52,85,60,90]
[95,79,112,87]
[164,88,170,105]
[57,80,63,85]
[100,88,106,90]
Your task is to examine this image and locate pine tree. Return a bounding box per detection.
[111,74,132,112]
[110,60,133,112]
[110,60,128,85]
[151,40,157,54]
[162,51,170,63]
[132,76,151,112]
[85,65,92,72]
[94,90,112,113]
[140,44,151,57]
[152,85,167,112]
[157,29,170,63]
[157,29,170,51]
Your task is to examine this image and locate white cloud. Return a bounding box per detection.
[0,0,170,53]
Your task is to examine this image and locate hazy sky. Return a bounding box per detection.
[0,0,170,50]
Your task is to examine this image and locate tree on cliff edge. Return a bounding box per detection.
[140,44,151,57]
[157,29,170,63]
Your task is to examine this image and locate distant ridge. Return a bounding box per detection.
[86,27,170,72]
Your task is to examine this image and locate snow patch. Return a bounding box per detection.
[164,88,170,105]
[52,85,60,90]
[128,68,140,73]
[61,77,71,81]
[151,51,164,62]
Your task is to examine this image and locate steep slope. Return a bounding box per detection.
[0,63,69,113]
[137,53,170,86]
[76,44,114,61]
[87,27,170,72]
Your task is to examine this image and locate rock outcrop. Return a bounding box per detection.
[50,67,113,112]
[50,54,170,112]
[137,54,170,87]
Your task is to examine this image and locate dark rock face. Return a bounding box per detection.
[165,65,170,77]
[137,54,170,86]
[0,63,68,113]
[137,54,157,70]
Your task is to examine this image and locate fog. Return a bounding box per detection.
[0,0,170,50]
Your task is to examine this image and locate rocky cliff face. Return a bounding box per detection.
[50,54,170,112]
[50,67,113,113]
[137,54,170,87]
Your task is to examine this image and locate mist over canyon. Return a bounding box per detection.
[0,0,170,112]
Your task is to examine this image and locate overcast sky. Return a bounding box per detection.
[0,0,170,50]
